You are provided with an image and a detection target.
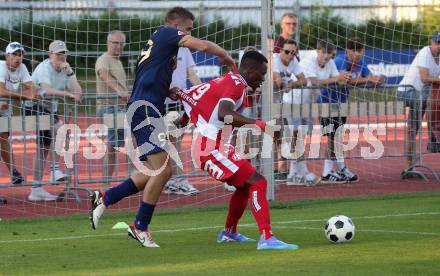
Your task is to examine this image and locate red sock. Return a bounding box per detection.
[224,188,249,233]
[248,178,273,239]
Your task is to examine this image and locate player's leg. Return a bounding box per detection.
[90,170,149,230]
[127,151,171,247]
[243,172,299,250]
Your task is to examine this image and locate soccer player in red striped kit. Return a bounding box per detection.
[175,50,298,250]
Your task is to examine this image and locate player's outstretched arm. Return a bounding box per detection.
[182,37,235,69]
[218,100,265,130]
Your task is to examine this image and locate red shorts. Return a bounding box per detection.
[194,135,256,188]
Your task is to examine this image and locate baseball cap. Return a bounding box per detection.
[5,42,25,54]
[432,31,440,42]
[49,40,68,53]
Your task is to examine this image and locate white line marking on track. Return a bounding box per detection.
[0,211,439,244]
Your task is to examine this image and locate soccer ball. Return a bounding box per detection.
[324,215,355,243]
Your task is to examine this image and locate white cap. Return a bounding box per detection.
[5,42,25,54]
[49,40,68,53]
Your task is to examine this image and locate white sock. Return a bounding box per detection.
[336,159,345,171]
[323,160,334,176]
[288,161,298,177]
[298,160,308,175]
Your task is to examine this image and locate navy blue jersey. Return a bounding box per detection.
[129,26,190,114]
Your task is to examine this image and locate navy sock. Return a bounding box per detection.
[103,178,139,207]
[135,201,155,231]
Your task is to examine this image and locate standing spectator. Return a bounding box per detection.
[273,39,311,183]
[398,31,440,173]
[274,13,299,55]
[164,47,201,196]
[95,31,130,189]
[332,37,384,182]
[300,39,352,184]
[0,42,35,185]
[24,40,82,201]
[274,40,319,185]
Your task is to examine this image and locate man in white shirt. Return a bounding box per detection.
[164,47,201,196]
[24,40,82,201]
[398,31,440,173]
[273,39,320,185]
[0,42,36,186]
[301,39,352,184]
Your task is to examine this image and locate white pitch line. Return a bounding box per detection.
[0,211,439,244]
[275,225,440,236]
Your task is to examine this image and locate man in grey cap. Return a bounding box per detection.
[0,42,36,186]
[398,31,440,175]
[23,40,82,200]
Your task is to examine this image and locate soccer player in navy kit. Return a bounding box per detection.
[90,7,235,247]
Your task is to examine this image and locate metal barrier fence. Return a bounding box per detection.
[0,85,439,205]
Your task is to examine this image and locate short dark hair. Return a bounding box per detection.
[240,50,268,69]
[317,39,335,52]
[346,37,365,51]
[165,7,195,23]
[280,39,297,49]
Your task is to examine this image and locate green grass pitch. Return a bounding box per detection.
[1,192,439,275]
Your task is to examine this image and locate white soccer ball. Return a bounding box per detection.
[324,215,355,243]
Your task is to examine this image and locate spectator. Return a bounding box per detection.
[398,31,440,173]
[332,37,384,182]
[95,30,130,189]
[24,40,82,201]
[300,39,352,184]
[274,40,319,185]
[164,47,201,196]
[274,13,299,55]
[0,42,35,185]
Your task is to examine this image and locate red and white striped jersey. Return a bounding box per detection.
[177,73,248,140]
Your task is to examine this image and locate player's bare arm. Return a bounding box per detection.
[181,37,235,69]
[218,100,265,130]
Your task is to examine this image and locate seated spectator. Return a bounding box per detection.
[23,40,82,201]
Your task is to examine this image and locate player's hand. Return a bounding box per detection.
[219,54,236,70]
[168,87,181,101]
[66,92,81,102]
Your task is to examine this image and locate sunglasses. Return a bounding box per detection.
[283,49,296,55]
[9,43,23,49]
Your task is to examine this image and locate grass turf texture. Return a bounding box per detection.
[1,192,439,275]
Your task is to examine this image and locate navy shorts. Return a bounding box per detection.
[129,104,168,161]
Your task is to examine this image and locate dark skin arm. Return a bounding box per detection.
[218,100,258,127]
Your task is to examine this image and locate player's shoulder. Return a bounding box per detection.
[221,73,247,87]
